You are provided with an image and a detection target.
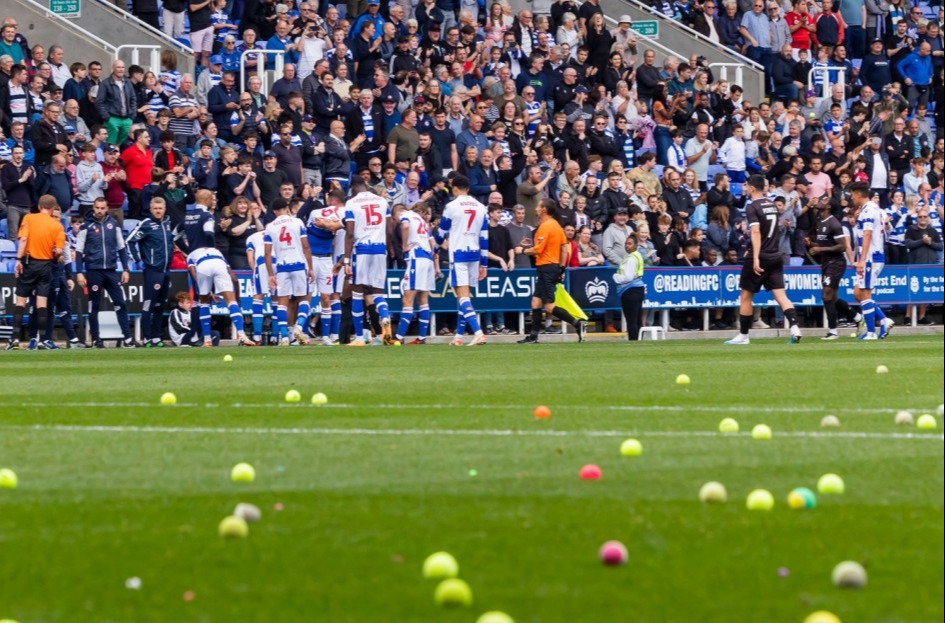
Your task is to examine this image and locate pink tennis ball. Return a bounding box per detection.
[580,464,602,480]
[599,540,628,565]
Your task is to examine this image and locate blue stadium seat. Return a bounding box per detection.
[0,239,18,258]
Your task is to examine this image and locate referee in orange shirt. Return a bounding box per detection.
[6,195,67,350]
[515,198,587,344]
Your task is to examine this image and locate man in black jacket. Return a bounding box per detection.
[661,168,694,223]
[31,101,71,171]
[345,90,386,169]
[0,145,35,241]
[770,44,798,102]
[588,115,622,171]
[95,59,137,145]
[597,171,631,231]
[635,49,662,105]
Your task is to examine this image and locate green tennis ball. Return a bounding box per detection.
[718,418,739,433]
[230,462,256,482]
[160,391,177,405]
[804,611,841,623]
[817,473,845,494]
[476,612,515,623]
[223,354,233,362]
[218,515,249,539]
[422,552,459,579]
[311,392,328,405]
[620,438,642,456]
[746,489,774,511]
[787,487,817,509]
[917,414,937,430]
[285,389,301,403]
[0,468,18,489]
[434,578,473,608]
[751,424,772,439]
[676,373,690,385]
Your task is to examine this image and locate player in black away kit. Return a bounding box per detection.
[725,174,803,345]
[807,197,852,340]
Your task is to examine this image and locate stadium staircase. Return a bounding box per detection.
[11,0,194,75]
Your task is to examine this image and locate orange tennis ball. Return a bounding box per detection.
[534,405,551,419]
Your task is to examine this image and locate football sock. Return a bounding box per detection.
[320,306,331,339]
[35,307,48,341]
[374,296,389,322]
[552,306,577,326]
[531,307,543,337]
[228,303,245,333]
[456,313,467,336]
[367,303,381,334]
[417,304,430,338]
[739,314,752,336]
[459,297,481,335]
[199,304,212,338]
[296,299,310,330]
[783,307,798,328]
[873,303,887,322]
[396,306,413,340]
[352,292,364,338]
[11,305,25,335]
[276,305,289,339]
[824,300,838,330]
[251,299,264,338]
[330,299,342,339]
[861,299,876,333]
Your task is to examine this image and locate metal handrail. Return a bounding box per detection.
[115,44,161,72]
[90,0,195,56]
[617,0,763,70]
[16,0,117,52]
[808,66,846,99]
[240,49,286,97]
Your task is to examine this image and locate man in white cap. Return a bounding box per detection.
[612,16,638,66]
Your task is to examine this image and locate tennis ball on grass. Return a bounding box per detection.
[804,611,841,623]
[832,561,867,588]
[160,392,177,405]
[718,418,739,433]
[579,464,602,480]
[311,392,328,405]
[820,415,840,428]
[599,540,629,565]
[817,473,845,494]
[223,354,233,362]
[917,414,937,430]
[230,462,256,482]
[0,468,18,489]
[434,579,472,608]
[476,612,514,623]
[787,487,817,509]
[619,438,642,456]
[218,515,249,539]
[894,410,914,425]
[533,405,551,419]
[234,503,262,523]
[746,489,774,511]
[285,389,301,403]
[699,481,727,503]
[875,364,888,374]
[676,373,690,385]
[422,552,459,579]
[751,424,772,439]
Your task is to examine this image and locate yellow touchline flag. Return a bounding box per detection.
[555,284,588,321]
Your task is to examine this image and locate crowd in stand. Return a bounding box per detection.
[0,0,942,334]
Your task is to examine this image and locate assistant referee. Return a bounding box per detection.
[515,198,587,344]
[6,194,67,350]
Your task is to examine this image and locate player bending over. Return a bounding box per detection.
[725,174,802,345]
[187,246,256,346]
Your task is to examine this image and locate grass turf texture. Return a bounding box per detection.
[0,336,942,623]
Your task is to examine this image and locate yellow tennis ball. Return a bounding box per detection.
[804,611,841,623]
[476,612,515,623]
[676,374,690,385]
[285,389,301,403]
[751,424,772,440]
[746,489,775,511]
[620,438,642,456]
[160,392,177,405]
[875,364,888,374]
[311,392,328,405]
[422,552,459,579]
[719,418,739,433]
[0,468,18,489]
[917,414,937,430]
[230,462,256,483]
[817,473,845,494]
[434,578,473,608]
[699,481,727,503]
[218,515,249,539]
[223,354,233,362]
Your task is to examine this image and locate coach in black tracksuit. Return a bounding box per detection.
[127,196,175,347]
[75,197,138,348]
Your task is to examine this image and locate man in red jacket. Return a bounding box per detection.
[120,128,153,219]
[99,145,128,223]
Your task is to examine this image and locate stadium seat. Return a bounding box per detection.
[122,219,141,236]
[0,239,18,259]
[0,218,7,239]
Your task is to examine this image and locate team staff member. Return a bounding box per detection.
[5,194,66,350]
[725,174,803,345]
[75,196,141,349]
[127,197,176,347]
[613,234,646,341]
[516,198,587,344]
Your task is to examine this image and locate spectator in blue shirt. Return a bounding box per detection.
[266,19,302,69]
[898,42,933,110]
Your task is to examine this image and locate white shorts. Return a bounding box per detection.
[189,26,214,53]
[276,269,310,298]
[195,257,233,294]
[450,260,480,289]
[252,266,270,297]
[313,256,334,296]
[353,254,387,290]
[404,253,435,292]
[853,260,883,290]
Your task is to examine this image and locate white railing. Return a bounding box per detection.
[619,0,763,70]
[808,66,846,100]
[115,44,161,72]
[90,0,195,56]
[603,15,687,65]
[241,49,286,97]
[709,63,745,89]
[17,0,117,53]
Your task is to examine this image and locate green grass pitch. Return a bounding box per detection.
[1,336,943,623]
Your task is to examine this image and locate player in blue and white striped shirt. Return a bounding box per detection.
[850,182,894,340]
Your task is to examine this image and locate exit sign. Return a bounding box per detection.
[630,20,659,39]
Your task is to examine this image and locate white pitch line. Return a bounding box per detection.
[3,424,942,441]
[0,401,937,415]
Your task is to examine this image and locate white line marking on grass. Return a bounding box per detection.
[4,424,943,441]
[0,401,936,415]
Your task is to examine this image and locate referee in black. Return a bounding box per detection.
[6,194,67,350]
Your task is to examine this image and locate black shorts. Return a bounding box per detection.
[534,264,562,304]
[739,255,784,294]
[821,260,846,291]
[15,260,54,298]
